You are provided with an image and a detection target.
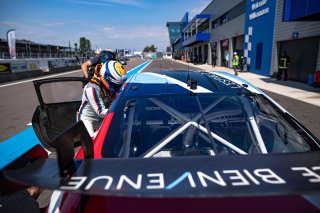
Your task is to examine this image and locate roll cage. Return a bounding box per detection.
[104,92,315,158]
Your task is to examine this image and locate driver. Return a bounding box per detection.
[77,60,127,137]
[81,49,116,79]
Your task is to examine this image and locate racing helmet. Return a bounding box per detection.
[101,49,116,63]
[100,60,127,86]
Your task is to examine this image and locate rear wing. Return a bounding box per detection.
[0,127,48,195]
[3,152,320,198]
[0,127,47,170]
[2,122,320,198]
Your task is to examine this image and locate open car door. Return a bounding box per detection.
[32,77,87,151]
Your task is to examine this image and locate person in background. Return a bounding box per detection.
[212,52,217,68]
[225,52,229,67]
[77,60,126,137]
[232,52,239,76]
[239,56,246,72]
[81,49,116,79]
[277,50,290,81]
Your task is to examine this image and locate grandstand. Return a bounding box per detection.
[0,38,93,59]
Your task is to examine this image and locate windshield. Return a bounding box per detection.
[102,93,311,158]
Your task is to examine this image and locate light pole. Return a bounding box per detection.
[74,43,78,53]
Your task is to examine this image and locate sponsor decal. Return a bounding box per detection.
[10,61,28,73]
[249,0,270,20]
[145,106,161,111]
[0,64,10,73]
[46,153,320,197]
[29,63,39,70]
[59,166,320,192]
[207,73,242,88]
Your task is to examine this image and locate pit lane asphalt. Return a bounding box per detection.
[0,59,145,142]
[1,58,320,208]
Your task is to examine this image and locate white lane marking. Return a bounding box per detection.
[0,70,82,88]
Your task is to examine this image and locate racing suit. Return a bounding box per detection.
[77,82,108,137]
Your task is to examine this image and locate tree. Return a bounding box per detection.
[85,39,91,51]
[143,44,157,52]
[142,46,149,52]
[79,37,92,53]
[150,44,157,52]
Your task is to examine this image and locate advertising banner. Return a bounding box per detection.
[7,29,16,59]
[0,63,11,73]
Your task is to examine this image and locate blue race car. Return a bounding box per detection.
[1,70,320,212]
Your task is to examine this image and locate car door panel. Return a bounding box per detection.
[32,77,87,150]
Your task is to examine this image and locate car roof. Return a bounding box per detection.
[123,70,288,113]
[125,70,262,97]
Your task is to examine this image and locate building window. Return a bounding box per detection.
[220,13,229,24]
[212,19,220,29]
[211,0,245,29]
[228,1,246,20]
[170,28,180,33]
[199,20,209,33]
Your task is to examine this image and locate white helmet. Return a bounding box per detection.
[100,60,127,86]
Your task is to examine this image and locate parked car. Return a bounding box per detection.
[2,70,320,212]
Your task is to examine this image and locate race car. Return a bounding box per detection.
[1,70,320,212]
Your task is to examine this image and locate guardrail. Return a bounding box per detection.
[0,52,95,60]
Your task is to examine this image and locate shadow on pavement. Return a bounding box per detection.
[261,78,320,93]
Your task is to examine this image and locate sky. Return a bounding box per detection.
[0,0,211,52]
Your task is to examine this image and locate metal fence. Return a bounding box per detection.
[0,52,95,59]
